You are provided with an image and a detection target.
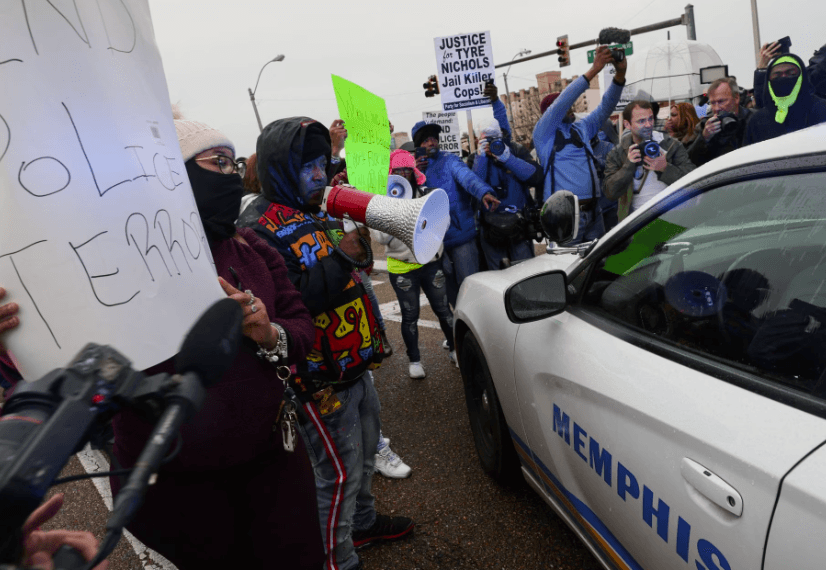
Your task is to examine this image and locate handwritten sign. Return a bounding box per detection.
[434,31,495,111]
[0,0,224,379]
[422,111,461,155]
[331,75,389,195]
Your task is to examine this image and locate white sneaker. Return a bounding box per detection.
[448,351,458,368]
[375,445,412,478]
[442,339,449,350]
[409,362,426,379]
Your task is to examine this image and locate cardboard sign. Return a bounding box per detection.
[434,31,495,111]
[603,66,637,111]
[331,75,390,195]
[421,111,461,155]
[0,0,224,379]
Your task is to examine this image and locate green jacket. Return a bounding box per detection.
[603,131,696,221]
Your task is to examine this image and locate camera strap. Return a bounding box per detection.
[544,128,598,202]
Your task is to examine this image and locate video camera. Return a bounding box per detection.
[0,299,243,570]
[598,27,631,63]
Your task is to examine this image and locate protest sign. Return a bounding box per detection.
[331,75,390,195]
[421,111,461,155]
[434,31,495,111]
[0,0,223,379]
[603,66,637,111]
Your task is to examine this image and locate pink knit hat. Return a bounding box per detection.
[389,149,426,186]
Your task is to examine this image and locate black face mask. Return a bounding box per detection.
[770,75,800,98]
[185,160,243,245]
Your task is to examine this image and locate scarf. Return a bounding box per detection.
[768,56,804,124]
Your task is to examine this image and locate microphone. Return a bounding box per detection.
[175,297,244,388]
[106,299,242,534]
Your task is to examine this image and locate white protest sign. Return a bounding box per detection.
[0,0,224,379]
[434,31,495,111]
[421,111,461,155]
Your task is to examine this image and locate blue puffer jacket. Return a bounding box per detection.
[422,150,495,249]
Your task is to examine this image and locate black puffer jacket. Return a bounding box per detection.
[745,53,826,145]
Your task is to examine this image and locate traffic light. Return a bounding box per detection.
[423,75,440,97]
[557,35,570,67]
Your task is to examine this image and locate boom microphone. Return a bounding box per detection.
[321,184,450,264]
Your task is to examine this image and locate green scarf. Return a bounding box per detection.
[768,56,803,124]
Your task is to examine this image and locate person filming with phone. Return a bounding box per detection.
[687,77,753,167]
[603,100,695,221]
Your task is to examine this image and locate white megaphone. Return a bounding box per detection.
[320,182,449,264]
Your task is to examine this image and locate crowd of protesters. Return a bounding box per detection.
[1,35,826,570]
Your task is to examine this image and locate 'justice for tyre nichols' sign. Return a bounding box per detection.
[433,31,495,111]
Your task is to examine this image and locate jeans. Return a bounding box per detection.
[296,376,380,570]
[479,230,534,270]
[442,240,482,308]
[568,205,606,245]
[388,260,455,362]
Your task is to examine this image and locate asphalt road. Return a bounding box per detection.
[16,250,601,570]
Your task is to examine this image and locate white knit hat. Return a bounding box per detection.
[173,117,235,162]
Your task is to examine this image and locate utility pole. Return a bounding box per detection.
[750,0,762,67]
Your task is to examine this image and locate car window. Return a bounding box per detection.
[581,172,826,396]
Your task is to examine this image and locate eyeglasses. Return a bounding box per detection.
[194,154,239,175]
[392,168,414,177]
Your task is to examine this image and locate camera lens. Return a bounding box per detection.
[489,139,506,156]
[642,140,660,158]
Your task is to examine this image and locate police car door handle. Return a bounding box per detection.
[681,458,743,517]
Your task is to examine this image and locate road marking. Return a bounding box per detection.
[76,446,177,570]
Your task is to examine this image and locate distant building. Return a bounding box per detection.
[392,132,410,149]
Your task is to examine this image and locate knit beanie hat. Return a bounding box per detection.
[388,149,426,186]
[173,107,234,162]
[540,92,561,115]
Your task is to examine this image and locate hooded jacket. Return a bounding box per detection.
[745,53,826,145]
[237,117,384,396]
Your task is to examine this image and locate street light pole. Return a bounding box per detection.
[502,49,531,130]
[249,54,285,133]
[749,0,762,67]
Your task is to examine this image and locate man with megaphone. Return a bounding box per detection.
[237,117,414,570]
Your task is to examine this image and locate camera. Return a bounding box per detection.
[488,138,506,156]
[415,147,436,159]
[715,111,739,136]
[641,140,660,159]
[598,27,631,63]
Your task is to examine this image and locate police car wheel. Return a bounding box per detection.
[460,331,520,483]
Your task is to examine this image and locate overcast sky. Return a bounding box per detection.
[147,0,826,158]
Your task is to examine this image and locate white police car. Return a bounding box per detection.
[455,123,826,570]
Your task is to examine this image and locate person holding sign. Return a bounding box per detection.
[533,45,627,244]
[108,114,324,570]
[411,121,500,308]
[237,117,414,570]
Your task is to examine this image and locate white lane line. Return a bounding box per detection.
[378,294,442,329]
[76,446,177,570]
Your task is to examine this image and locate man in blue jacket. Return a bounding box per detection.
[412,121,499,307]
[472,83,543,269]
[533,46,627,244]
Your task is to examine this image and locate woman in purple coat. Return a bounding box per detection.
[108,115,324,569]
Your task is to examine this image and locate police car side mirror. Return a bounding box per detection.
[540,191,579,245]
[505,270,568,323]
